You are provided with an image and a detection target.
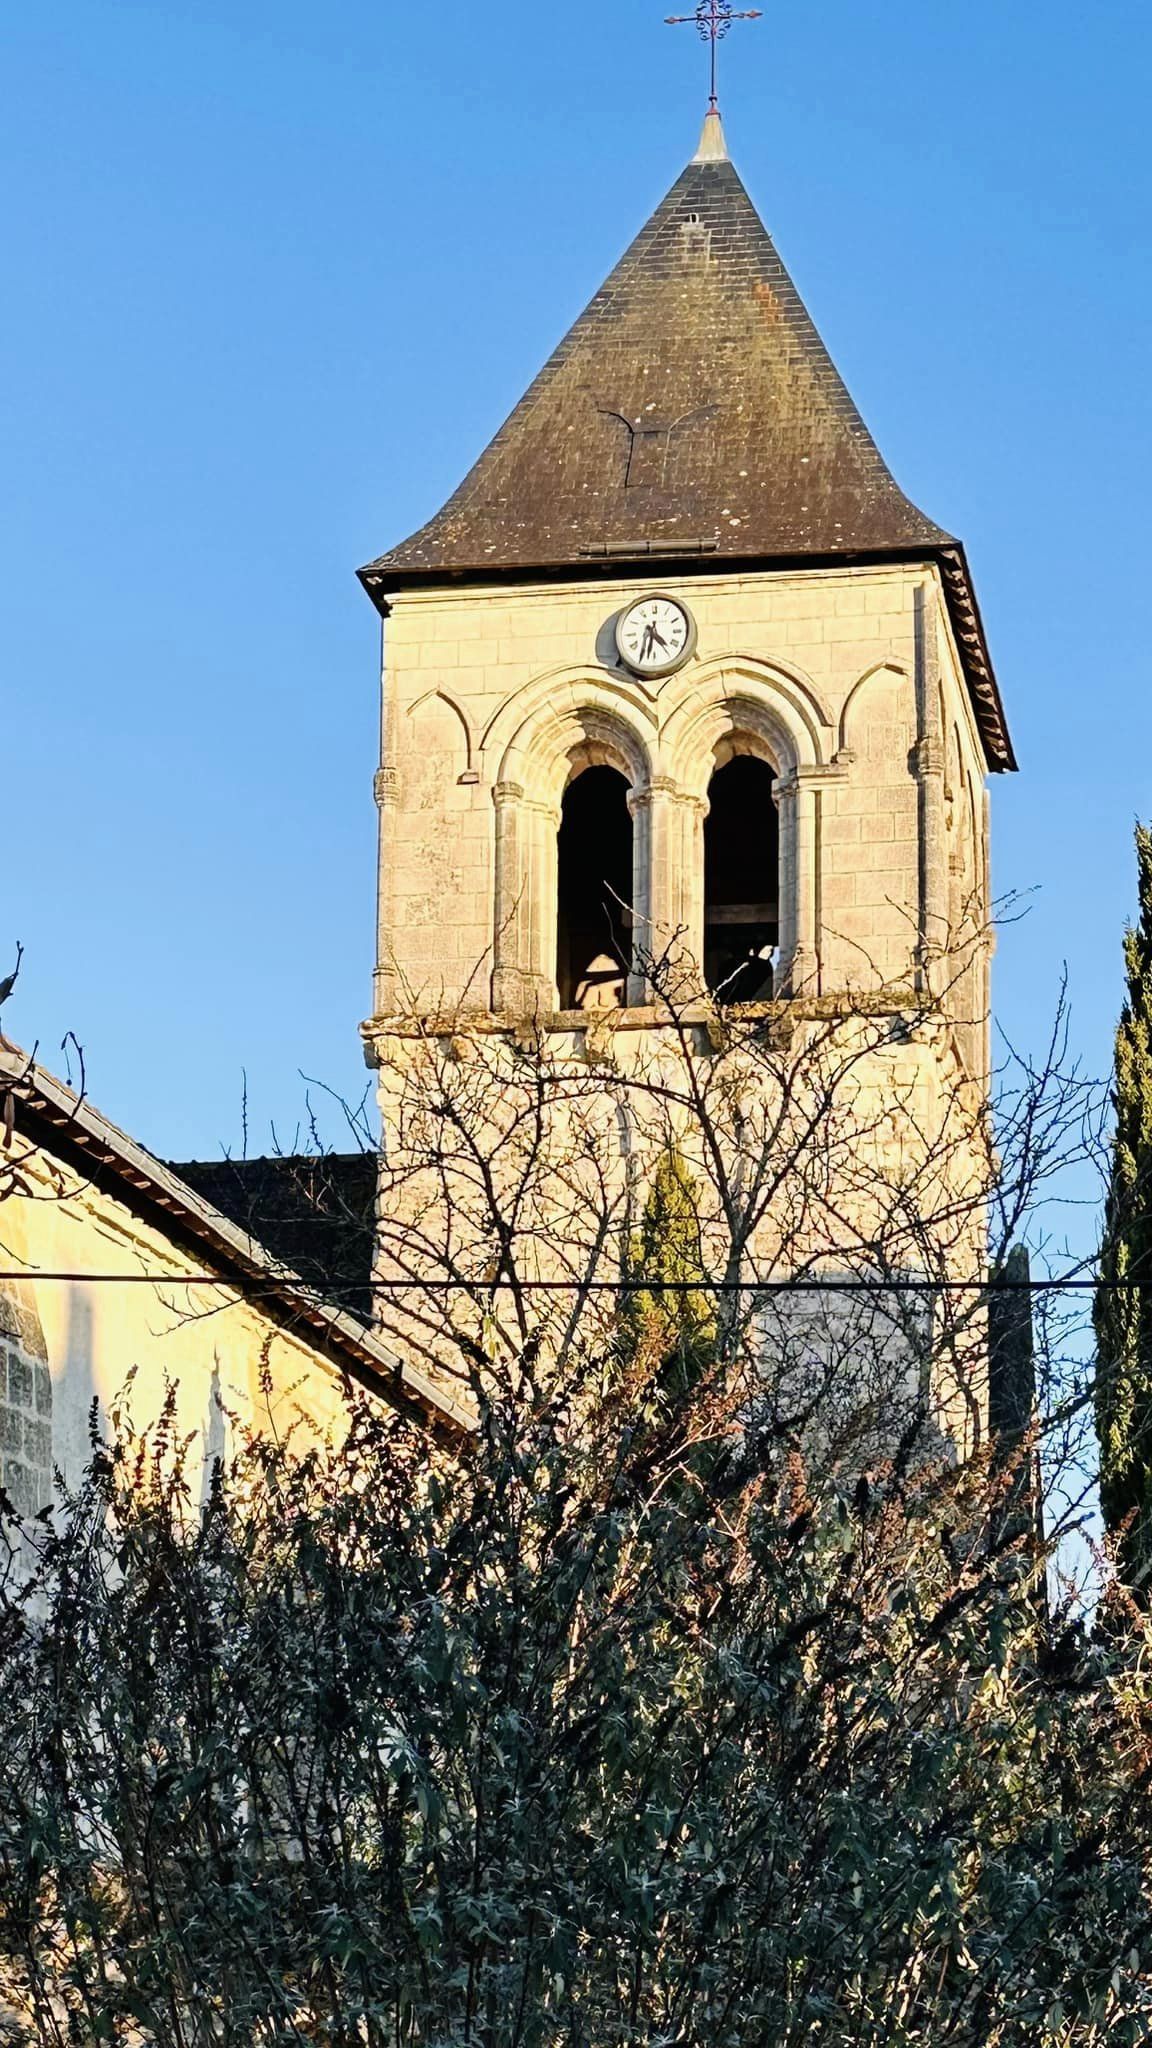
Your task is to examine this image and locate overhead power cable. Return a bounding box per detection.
[0,1271,1121,1294]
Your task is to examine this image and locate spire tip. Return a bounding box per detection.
[694,106,729,162]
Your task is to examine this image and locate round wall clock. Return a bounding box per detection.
[615,593,697,679]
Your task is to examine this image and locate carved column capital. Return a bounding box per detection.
[914,736,945,779]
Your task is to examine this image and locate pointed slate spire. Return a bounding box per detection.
[364,127,950,577]
[361,125,1014,770]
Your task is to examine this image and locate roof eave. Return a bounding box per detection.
[935,542,1016,773]
[357,541,1015,773]
[1,1049,473,1442]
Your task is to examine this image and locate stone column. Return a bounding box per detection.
[914,582,948,996]
[373,763,403,1016]
[625,784,653,1006]
[491,781,529,1014]
[775,770,819,996]
[981,785,995,1084]
[373,622,405,1018]
[492,783,558,1015]
[644,776,706,999]
[525,798,562,1013]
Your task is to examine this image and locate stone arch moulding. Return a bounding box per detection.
[658,656,832,797]
[502,701,655,812]
[658,660,832,1000]
[490,691,657,1017]
[660,648,833,727]
[836,659,909,758]
[479,665,658,788]
[407,688,477,783]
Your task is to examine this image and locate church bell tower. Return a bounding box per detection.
[358,107,1013,1081]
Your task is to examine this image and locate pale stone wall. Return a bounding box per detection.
[369,1006,991,1460]
[365,558,996,1450]
[370,561,989,1076]
[1,1144,363,1507]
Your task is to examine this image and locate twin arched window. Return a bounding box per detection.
[555,752,780,1011]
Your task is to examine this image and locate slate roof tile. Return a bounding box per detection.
[359,119,1014,771]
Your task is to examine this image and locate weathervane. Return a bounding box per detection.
[665,0,763,113]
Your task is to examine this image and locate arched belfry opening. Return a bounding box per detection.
[556,766,633,1010]
[703,755,779,1002]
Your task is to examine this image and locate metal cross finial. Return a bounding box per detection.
[665,0,763,112]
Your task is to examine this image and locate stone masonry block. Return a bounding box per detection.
[0,1289,48,1359]
[23,1418,51,1466]
[860,814,897,843]
[823,815,862,846]
[456,639,500,669]
[827,908,881,942]
[779,618,827,647]
[865,723,912,760]
[0,1409,22,1455]
[825,625,887,656]
[820,872,857,911]
[865,904,919,940]
[856,884,910,917]
[770,588,822,620]
[725,593,779,626]
[852,842,905,874]
[838,787,880,816]
[874,614,912,642]
[34,1365,51,1417]
[6,1355,32,1411]
[2,1460,34,1517]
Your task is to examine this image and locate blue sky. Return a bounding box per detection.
[3,0,1149,1167]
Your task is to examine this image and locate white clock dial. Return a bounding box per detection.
[615,594,697,678]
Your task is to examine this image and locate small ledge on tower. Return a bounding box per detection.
[694,106,729,163]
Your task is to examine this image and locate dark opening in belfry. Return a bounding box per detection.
[703,756,779,1002]
[556,766,632,1011]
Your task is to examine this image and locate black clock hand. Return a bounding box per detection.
[649,625,670,653]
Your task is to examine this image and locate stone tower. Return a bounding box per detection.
[357,112,1015,1438]
[359,111,1011,1045]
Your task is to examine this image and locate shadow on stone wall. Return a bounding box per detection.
[53,1284,99,1496]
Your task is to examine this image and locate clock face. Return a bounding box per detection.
[615,594,697,678]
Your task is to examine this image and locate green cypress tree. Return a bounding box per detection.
[1095,822,1152,1584]
[623,1146,716,1394]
